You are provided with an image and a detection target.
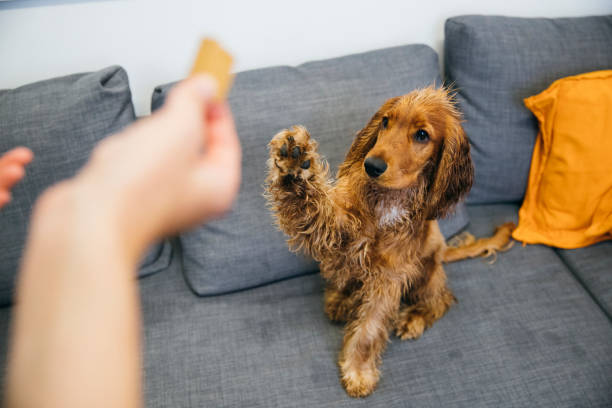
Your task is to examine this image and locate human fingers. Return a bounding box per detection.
[191,103,241,217]
[0,190,10,208]
[203,103,241,166]
[0,147,33,167]
[0,164,26,190]
[163,75,218,132]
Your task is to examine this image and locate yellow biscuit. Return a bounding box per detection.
[190,38,234,100]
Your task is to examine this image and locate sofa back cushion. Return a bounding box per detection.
[445,15,612,204]
[0,66,171,306]
[513,70,612,249]
[152,45,469,297]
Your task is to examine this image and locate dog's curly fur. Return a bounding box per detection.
[265,87,514,398]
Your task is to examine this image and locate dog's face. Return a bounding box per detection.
[342,87,474,219]
[364,93,444,190]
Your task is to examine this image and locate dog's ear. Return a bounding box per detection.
[338,97,400,177]
[427,117,474,220]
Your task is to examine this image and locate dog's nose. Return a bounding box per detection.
[364,157,387,178]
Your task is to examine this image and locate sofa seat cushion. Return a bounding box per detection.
[151,45,469,298]
[132,204,612,407]
[556,242,612,318]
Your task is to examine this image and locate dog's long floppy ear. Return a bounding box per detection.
[427,118,474,220]
[338,96,400,178]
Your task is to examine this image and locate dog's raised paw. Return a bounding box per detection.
[268,125,317,180]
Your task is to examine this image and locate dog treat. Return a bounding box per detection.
[190,38,234,100]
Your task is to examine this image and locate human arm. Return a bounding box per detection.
[4,75,241,408]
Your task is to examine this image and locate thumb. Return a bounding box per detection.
[163,74,218,120]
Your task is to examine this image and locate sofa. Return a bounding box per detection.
[0,14,611,407]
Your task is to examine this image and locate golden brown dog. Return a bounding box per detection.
[265,87,514,397]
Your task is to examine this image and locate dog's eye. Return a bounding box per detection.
[381,116,389,129]
[414,129,429,143]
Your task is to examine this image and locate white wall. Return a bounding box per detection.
[1,0,610,116]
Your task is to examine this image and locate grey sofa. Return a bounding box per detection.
[0,14,611,407]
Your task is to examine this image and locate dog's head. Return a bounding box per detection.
[340,87,474,219]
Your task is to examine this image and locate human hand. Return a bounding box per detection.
[0,147,34,209]
[46,74,241,258]
[6,74,241,408]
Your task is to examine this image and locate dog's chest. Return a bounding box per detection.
[376,203,407,227]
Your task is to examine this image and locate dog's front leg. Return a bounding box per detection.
[265,126,347,261]
[324,280,362,323]
[395,263,456,340]
[339,279,402,398]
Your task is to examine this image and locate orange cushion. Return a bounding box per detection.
[512,70,612,249]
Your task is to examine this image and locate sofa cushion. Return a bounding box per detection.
[444,15,612,204]
[128,204,611,407]
[556,242,612,318]
[0,205,605,406]
[0,66,171,306]
[513,70,612,249]
[151,45,469,297]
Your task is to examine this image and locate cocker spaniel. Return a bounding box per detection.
[265,87,514,397]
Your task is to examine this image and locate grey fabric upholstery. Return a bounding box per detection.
[556,242,612,318]
[151,45,469,297]
[0,206,607,405]
[439,201,468,239]
[445,15,612,204]
[0,66,170,306]
[131,205,612,407]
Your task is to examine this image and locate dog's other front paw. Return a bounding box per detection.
[394,307,426,340]
[340,361,379,398]
[324,288,353,323]
[268,125,318,183]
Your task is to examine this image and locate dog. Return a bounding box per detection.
[265,87,514,397]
